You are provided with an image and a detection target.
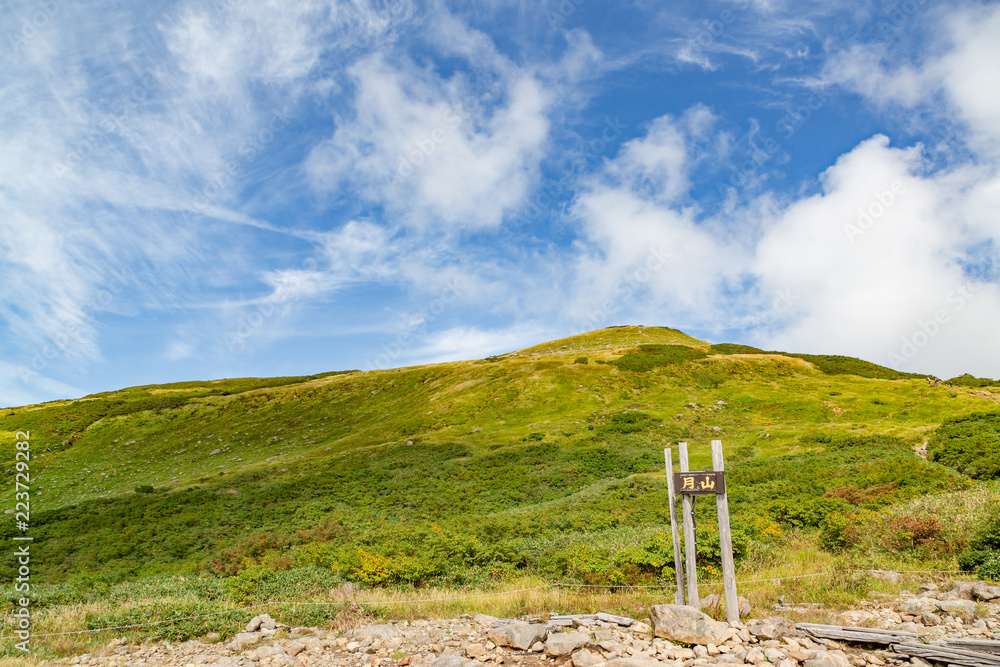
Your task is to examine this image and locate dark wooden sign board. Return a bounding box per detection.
[673,471,726,495]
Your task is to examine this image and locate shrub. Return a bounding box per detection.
[929,411,1000,479]
[574,357,589,364]
[611,345,708,372]
[888,515,944,551]
[134,485,154,494]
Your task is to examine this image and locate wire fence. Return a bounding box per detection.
[0,569,967,641]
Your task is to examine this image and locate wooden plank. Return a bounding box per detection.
[712,440,739,624]
[665,448,685,605]
[893,643,1000,667]
[796,623,921,644]
[679,442,699,608]
[797,627,919,645]
[942,641,1000,656]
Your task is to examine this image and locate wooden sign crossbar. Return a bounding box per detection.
[664,440,739,623]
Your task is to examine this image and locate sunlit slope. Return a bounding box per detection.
[1,325,996,513]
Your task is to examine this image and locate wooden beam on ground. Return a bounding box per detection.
[796,623,921,645]
[893,642,1000,667]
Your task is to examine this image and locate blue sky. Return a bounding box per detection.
[2,0,999,407]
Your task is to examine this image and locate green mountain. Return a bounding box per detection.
[2,325,998,587]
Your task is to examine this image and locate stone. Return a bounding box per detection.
[869,570,900,582]
[973,582,1000,601]
[545,631,591,657]
[230,632,261,649]
[353,624,405,640]
[572,648,605,667]
[466,644,486,658]
[935,599,977,617]
[943,582,978,600]
[896,599,939,615]
[739,597,753,618]
[920,612,942,626]
[747,617,797,641]
[650,604,730,645]
[246,616,263,632]
[473,614,497,625]
[285,641,305,656]
[529,641,544,652]
[764,648,785,663]
[602,659,666,667]
[745,648,766,663]
[631,621,652,634]
[803,660,835,667]
[488,624,550,650]
[254,646,287,659]
[700,594,722,613]
[916,583,939,597]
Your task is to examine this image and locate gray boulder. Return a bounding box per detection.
[897,598,939,615]
[431,655,483,667]
[571,648,605,667]
[650,604,730,645]
[973,582,1000,601]
[747,617,796,641]
[943,581,978,600]
[603,659,666,667]
[488,623,550,650]
[596,612,636,626]
[545,631,591,656]
[351,624,404,640]
[936,599,977,617]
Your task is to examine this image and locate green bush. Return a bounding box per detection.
[574,357,589,364]
[611,345,708,372]
[709,344,764,355]
[928,411,1000,479]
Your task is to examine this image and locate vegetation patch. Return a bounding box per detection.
[611,345,708,372]
[929,411,1000,479]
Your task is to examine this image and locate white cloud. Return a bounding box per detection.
[406,323,551,366]
[306,54,551,230]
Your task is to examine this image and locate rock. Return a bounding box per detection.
[488,624,550,650]
[897,599,939,615]
[650,604,730,645]
[210,448,222,455]
[597,612,636,626]
[916,583,939,597]
[803,660,836,667]
[285,641,305,656]
[473,614,497,625]
[545,631,591,656]
[254,646,287,659]
[920,612,942,626]
[230,632,260,649]
[747,617,797,641]
[431,655,481,667]
[869,570,900,583]
[246,616,263,632]
[745,648,766,663]
[935,599,977,617]
[973,582,1000,601]
[602,659,666,667]
[943,582,978,600]
[631,621,652,634]
[466,644,486,658]
[700,594,722,613]
[739,596,752,618]
[572,648,605,667]
[205,632,221,643]
[352,624,405,640]
[529,641,544,652]
[764,648,786,663]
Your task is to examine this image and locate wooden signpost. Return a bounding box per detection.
[664,439,739,623]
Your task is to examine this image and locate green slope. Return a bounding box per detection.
[0,326,997,586]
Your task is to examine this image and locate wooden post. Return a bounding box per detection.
[664,448,685,605]
[678,442,699,607]
[711,439,739,623]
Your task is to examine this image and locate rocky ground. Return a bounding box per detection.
[40,580,1000,667]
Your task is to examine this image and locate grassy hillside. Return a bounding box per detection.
[1,325,998,591]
